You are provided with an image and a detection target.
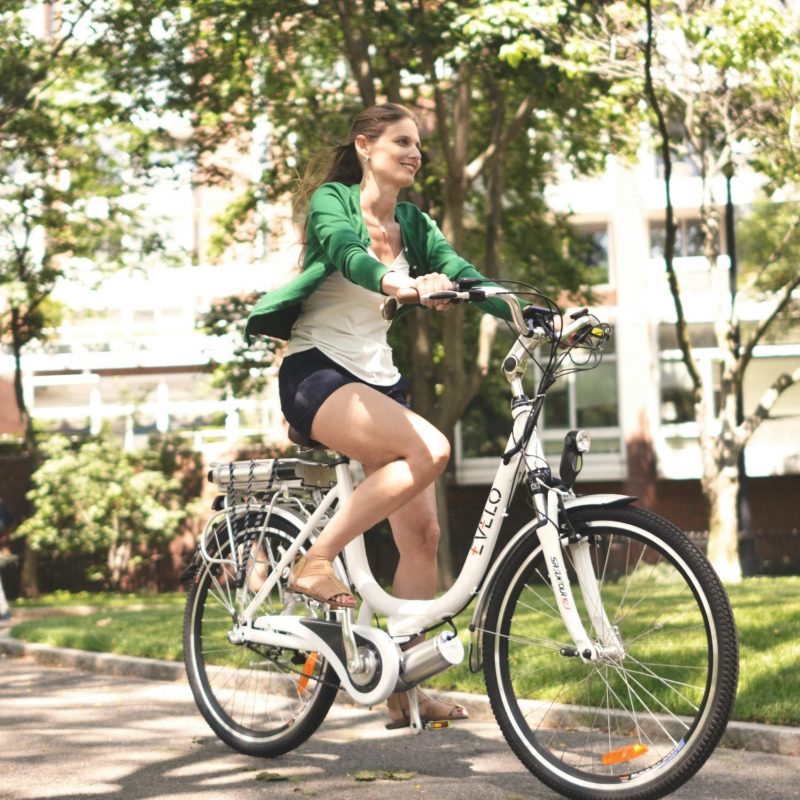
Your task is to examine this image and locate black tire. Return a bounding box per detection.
[483,506,738,800]
[183,509,339,757]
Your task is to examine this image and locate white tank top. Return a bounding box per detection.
[285,250,410,385]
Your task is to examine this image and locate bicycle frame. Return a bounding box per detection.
[208,295,627,702]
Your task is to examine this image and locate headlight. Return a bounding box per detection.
[559,430,590,490]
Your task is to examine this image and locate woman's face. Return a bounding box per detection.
[359,118,422,189]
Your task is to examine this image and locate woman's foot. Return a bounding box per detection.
[287,554,356,609]
[385,689,469,730]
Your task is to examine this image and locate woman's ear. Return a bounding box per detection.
[354,134,370,163]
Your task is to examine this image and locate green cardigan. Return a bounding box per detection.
[245,182,510,341]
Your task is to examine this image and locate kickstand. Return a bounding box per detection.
[407,686,424,734]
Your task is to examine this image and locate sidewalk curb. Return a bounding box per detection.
[1,630,797,758]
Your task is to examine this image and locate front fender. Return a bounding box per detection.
[467,493,635,672]
[563,493,637,511]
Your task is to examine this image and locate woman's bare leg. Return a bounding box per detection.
[359,470,439,600]
[306,383,450,562]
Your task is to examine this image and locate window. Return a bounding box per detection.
[649,218,706,259]
[576,224,611,285]
[541,347,621,457]
[133,309,156,327]
[659,360,696,424]
[455,320,624,484]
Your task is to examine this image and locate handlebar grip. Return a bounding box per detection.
[396,287,420,305]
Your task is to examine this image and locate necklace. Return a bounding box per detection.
[364,209,393,240]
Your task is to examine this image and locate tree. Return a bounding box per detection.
[120,0,630,579]
[199,291,279,398]
[641,0,800,582]
[1,1,181,595]
[1,2,169,449]
[14,433,203,591]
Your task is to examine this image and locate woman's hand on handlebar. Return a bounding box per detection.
[381,270,454,311]
[413,272,453,311]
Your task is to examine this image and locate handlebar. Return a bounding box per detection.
[383,282,611,349]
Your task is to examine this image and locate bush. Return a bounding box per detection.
[14,433,204,590]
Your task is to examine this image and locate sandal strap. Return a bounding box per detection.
[289,555,354,605]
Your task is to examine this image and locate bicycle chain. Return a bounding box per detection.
[243,642,342,690]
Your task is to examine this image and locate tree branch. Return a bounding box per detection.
[335,0,376,107]
[642,0,703,394]
[0,3,92,132]
[740,213,800,294]
[466,93,533,183]
[736,271,800,379]
[453,62,472,178]
[736,365,800,447]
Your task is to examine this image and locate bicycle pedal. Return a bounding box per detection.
[424,720,452,731]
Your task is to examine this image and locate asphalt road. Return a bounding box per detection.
[2,656,798,800]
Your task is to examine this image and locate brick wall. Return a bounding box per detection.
[444,474,800,576]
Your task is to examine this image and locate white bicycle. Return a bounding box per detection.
[182,281,738,800]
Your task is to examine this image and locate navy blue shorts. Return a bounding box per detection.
[278,348,410,442]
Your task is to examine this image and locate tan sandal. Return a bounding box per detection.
[385,689,469,730]
[287,554,356,609]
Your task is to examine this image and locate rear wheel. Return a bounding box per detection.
[184,510,339,757]
[483,506,738,800]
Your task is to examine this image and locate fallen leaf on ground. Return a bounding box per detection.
[354,770,415,782]
[255,771,289,782]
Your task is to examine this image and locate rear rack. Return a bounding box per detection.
[208,458,338,495]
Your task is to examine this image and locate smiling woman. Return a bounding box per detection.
[243,103,514,727]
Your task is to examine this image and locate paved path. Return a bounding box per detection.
[2,656,798,800]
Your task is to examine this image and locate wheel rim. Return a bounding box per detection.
[491,521,718,789]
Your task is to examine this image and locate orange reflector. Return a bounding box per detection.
[296,652,318,694]
[601,743,649,766]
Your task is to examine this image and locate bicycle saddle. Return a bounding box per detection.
[287,425,326,450]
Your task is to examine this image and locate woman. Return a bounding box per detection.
[245,103,508,727]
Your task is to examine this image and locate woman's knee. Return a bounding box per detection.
[409,431,450,481]
[397,516,440,559]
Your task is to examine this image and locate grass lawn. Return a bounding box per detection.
[7,576,800,727]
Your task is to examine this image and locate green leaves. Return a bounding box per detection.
[14,433,203,589]
[198,291,278,396]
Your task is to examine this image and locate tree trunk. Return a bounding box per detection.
[0,570,10,616]
[10,308,36,452]
[705,462,743,584]
[12,312,40,597]
[20,544,40,598]
[642,0,744,583]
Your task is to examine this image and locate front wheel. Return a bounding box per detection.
[483,506,738,800]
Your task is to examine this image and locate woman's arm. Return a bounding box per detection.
[420,211,516,321]
[306,184,389,293]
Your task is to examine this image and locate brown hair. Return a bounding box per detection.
[294,103,418,233]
